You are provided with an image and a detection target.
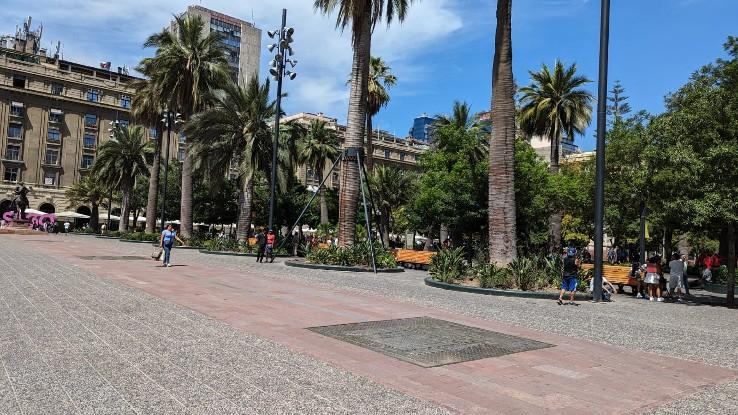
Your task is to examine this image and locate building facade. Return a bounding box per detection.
[281,112,428,190]
[528,135,579,164]
[177,5,261,86]
[0,18,138,216]
[409,114,436,143]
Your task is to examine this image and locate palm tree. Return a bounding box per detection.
[314,0,414,245]
[488,0,517,265]
[518,60,593,252]
[434,100,473,130]
[368,165,415,246]
[297,120,340,224]
[366,56,396,169]
[185,78,294,243]
[130,75,164,233]
[91,125,153,232]
[142,13,229,238]
[65,174,105,231]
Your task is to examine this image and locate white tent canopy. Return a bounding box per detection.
[56,211,90,219]
[23,208,47,215]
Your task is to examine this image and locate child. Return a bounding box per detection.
[558,247,580,305]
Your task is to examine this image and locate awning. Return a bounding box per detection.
[50,108,63,115]
[56,211,90,219]
[11,101,24,107]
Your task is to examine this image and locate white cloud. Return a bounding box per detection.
[0,0,464,123]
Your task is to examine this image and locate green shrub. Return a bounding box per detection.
[508,256,538,291]
[73,228,95,234]
[540,255,564,288]
[474,263,513,289]
[304,242,397,269]
[202,238,240,252]
[429,247,467,283]
[120,232,159,242]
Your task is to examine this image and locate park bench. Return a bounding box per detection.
[248,237,256,247]
[581,263,637,294]
[393,249,436,270]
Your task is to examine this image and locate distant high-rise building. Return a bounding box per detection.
[174,5,261,86]
[409,114,436,143]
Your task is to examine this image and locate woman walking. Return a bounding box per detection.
[160,223,185,267]
[644,254,663,302]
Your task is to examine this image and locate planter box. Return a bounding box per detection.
[424,277,591,300]
[285,260,404,273]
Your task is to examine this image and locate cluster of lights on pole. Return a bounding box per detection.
[267,26,297,81]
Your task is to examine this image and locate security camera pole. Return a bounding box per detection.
[266,9,297,233]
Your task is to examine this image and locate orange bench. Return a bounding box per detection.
[581,263,637,293]
[394,249,436,270]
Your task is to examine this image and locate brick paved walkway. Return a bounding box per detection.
[1,234,737,414]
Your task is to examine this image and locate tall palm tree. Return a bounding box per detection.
[185,78,293,243]
[434,100,473,130]
[130,75,164,233]
[297,120,340,224]
[142,13,229,238]
[518,60,593,252]
[368,165,415,246]
[65,174,105,231]
[314,0,414,245]
[488,0,517,265]
[91,125,153,232]
[366,56,396,169]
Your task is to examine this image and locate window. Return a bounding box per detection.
[4,167,18,182]
[47,129,61,143]
[178,133,186,144]
[44,171,56,186]
[384,149,391,159]
[400,152,406,162]
[5,145,20,161]
[83,133,96,149]
[332,172,339,185]
[117,119,129,128]
[120,95,131,109]
[177,148,185,161]
[10,102,24,117]
[86,89,100,102]
[84,114,97,128]
[45,148,59,165]
[81,155,94,169]
[149,127,158,139]
[51,83,64,95]
[49,109,64,123]
[8,123,23,139]
[414,154,419,162]
[12,76,25,88]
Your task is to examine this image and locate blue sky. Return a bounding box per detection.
[1,0,736,150]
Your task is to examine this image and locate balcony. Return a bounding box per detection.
[42,158,61,168]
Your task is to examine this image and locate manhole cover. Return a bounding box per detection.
[77,256,149,261]
[308,316,553,367]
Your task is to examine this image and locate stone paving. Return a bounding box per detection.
[2,234,738,414]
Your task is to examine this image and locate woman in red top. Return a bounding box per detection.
[643,255,663,301]
[265,229,277,263]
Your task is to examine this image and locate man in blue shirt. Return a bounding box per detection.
[160,224,185,267]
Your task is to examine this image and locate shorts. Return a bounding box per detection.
[561,277,578,292]
[644,273,660,285]
[266,244,274,253]
[668,275,684,292]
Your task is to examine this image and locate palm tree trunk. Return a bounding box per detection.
[319,167,329,225]
[90,203,99,231]
[145,125,163,233]
[338,13,371,246]
[366,115,374,170]
[488,0,517,265]
[381,207,390,247]
[549,134,562,253]
[236,178,254,243]
[121,180,132,232]
[180,150,193,239]
[424,224,434,251]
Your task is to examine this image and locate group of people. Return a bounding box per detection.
[253,228,277,263]
[630,253,690,302]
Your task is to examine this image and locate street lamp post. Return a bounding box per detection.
[266,8,297,233]
[593,0,611,302]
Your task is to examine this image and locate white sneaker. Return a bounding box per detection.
[166,263,172,267]
[657,297,664,302]
[636,293,643,299]
[649,297,654,301]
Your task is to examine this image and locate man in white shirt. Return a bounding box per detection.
[668,253,686,302]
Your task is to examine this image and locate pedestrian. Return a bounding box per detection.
[681,254,690,296]
[667,253,686,302]
[255,228,266,263]
[159,224,185,267]
[630,260,647,298]
[644,254,664,302]
[291,231,300,257]
[266,229,277,263]
[63,221,70,235]
[558,247,580,306]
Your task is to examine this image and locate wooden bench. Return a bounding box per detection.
[581,263,637,293]
[393,249,436,270]
[248,237,256,247]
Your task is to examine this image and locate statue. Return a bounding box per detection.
[10,183,32,220]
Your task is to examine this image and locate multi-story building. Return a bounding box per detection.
[409,113,437,143]
[529,135,579,163]
[175,5,261,86]
[281,112,428,190]
[0,17,139,216]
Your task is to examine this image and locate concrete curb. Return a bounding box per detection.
[424,277,591,300]
[198,249,289,257]
[119,239,158,245]
[285,260,404,274]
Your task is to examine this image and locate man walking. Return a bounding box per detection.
[558,247,580,305]
[668,253,686,302]
[255,228,266,263]
[160,224,185,267]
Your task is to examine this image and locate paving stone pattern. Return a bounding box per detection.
[0,237,450,415]
[308,316,553,367]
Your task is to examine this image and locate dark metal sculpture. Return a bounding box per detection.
[11,183,32,220]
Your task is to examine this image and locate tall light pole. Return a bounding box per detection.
[159,110,181,231]
[266,9,297,233]
[593,0,611,302]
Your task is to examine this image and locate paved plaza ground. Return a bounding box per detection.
[1,234,737,414]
